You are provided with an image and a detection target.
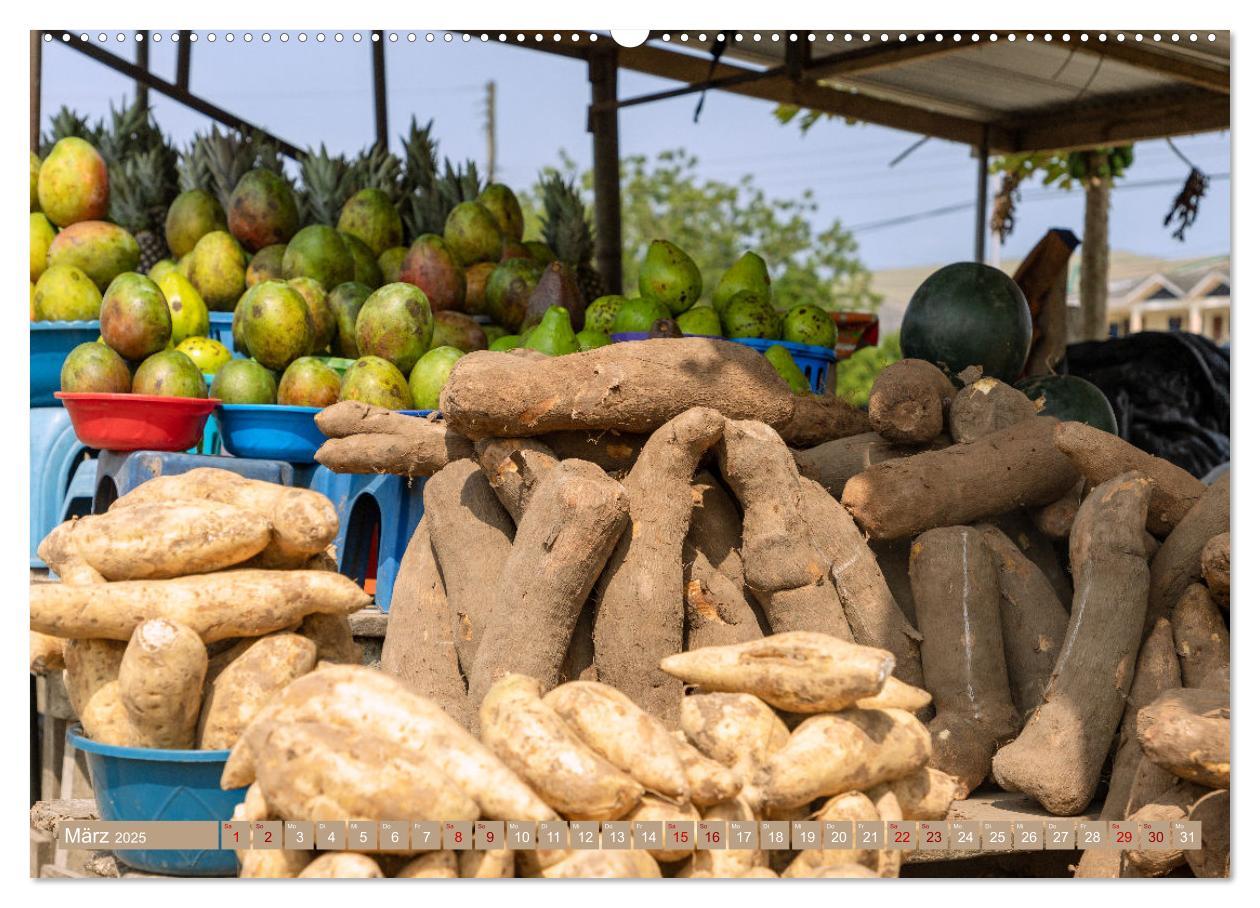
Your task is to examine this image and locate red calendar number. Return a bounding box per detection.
[925,831,943,844]
[705,830,721,845]
[1115,830,1132,844]
[894,830,911,844]
[484,831,494,844]
[673,830,689,844]
[1148,830,1164,844]
[263,830,273,844]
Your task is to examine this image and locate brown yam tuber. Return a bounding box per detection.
[1171,583,1230,692]
[992,472,1153,815]
[792,432,947,499]
[440,338,796,441]
[1148,470,1229,628]
[379,518,471,728]
[1200,532,1229,607]
[1136,688,1229,789]
[313,401,473,477]
[474,436,559,522]
[197,633,317,749]
[986,510,1074,608]
[297,853,384,878]
[1123,779,1209,877]
[777,392,870,448]
[469,460,628,705]
[1185,789,1229,878]
[868,359,956,445]
[424,459,515,671]
[842,417,1080,540]
[684,550,764,649]
[1031,479,1084,540]
[592,407,725,720]
[32,570,370,643]
[660,632,893,713]
[1053,420,1206,536]
[948,377,1037,444]
[479,674,643,820]
[976,523,1069,718]
[118,619,207,748]
[910,526,1020,794]
[541,429,646,472]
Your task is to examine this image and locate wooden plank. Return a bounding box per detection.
[1051,36,1229,94]
[348,605,388,639]
[905,788,1100,863]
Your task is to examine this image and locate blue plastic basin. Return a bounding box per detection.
[215,403,324,463]
[68,725,244,876]
[31,320,101,406]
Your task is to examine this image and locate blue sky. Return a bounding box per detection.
[39,34,1231,271]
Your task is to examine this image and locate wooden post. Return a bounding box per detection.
[1078,152,1112,341]
[135,31,150,109]
[372,32,388,150]
[30,30,42,151]
[973,128,989,262]
[175,31,191,91]
[588,45,623,296]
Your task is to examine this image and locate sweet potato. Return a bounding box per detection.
[842,417,1080,540]
[297,853,384,879]
[910,526,1020,793]
[459,849,515,879]
[753,708,930,811]
[670,732,742,807]
[868,359,956,445]
[197,633,317,749]
[110,468,338,564]
[868,766,966,821]
[254,720,477,821]
[679,692,790,786]
[1200,532,1229,607]
[782,791,881,877]
[1137,688,1229,789]
[688,797,767,877]
[1148,470,1229,627]
[118,619,207,749]
[542,681,688,800]
[660,632,892,713]
[625,796,702,863]
[63,639,131,745]
[1053,420,1205,536]
[439,337,796,440]
[296,613,362,665]
[593,408,725,720]
[223,665,555,822]
[855,676,933,712]
[541,850,661,879]
[31,570,370,643]
[37,521,106,584]
[30,632,65,675]
[396,851,458,879]
[471,460,628,705]
[479,674,643,820]
[1171,583,1229,692]
[948,377,1036,444]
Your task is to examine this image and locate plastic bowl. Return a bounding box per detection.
[215,403,324,463]
[67,725,245,877]
[610,331,721,342]
[206,311,236,356]
[56,392,219,452]
[30,320,101,407]
[398,409,438,418]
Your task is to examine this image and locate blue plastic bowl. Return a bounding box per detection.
[215,403,324,463]
[610,331,721,342]
[207,312,236,356]
[398,409,438,418]
[729,337,837,395]
[30,320,101,407]
[67,725,244,876]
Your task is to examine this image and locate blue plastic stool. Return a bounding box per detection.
[93,450,295,513]
[304,467,426,612]
[30,407,95,567]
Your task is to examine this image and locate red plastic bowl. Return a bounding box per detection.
[55,392,221,452]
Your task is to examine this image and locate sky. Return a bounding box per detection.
[38,33,1231,272]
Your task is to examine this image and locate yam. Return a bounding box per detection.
[992,472,1153,815]
[659,632,893,713]
[868,358,955,445]
[37,521,106,584]
[379,518,471,728]
[470,460,628,705]
[777,392,870,448]
[1147,470,1229,627]
[1053,420,1205,536]
[679,692,790,786]
[296,613,362,665]
[239,849,311,879]
[314,400,474,477]
[396,851,458,879]
[254,720,477,821]
[670,732,742,807]
[1171,583,1229,692]
[976,523,1069,718]
[754,708,931,810]
[439,337,796,440]
[1185,789,1229,878]
[684,473,764,649]
[31,570,370,642]
[297,853,384,879]
[223,665,555,822]
[541,850,661,879]
[592,407,725,720]
[872,538,918,626]
[474,436,559,522]
[688,797,767,877]
[624,795,702,863]
[793,432,946,499]
[842,417,1080,540]
[799,477,924,688]
[424,459,515,671]
[459,849,515,879]
[1123,779,1210,877]
[197,632,317,749]
[1136,688,1229,789]
[910,526,1020,794]
[986,510,1074,608]
[868,766,966,821]
[1031,479,1084,540]
[855,676,933,712]
[118,619,207,748]
[479,674,643,820]
[541,429,646,472]
[110,468,338,564]
[542,681,688,800]
[30,632,65,675]
[782,791,881,877]
[948,377,1036,444]
[1200,531,1229,607]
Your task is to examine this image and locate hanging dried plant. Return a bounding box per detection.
[1164,168,1209,242]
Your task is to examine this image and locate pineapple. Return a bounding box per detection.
[540,173,603,303]
[111,148,177,270]
[180,126,284,211]
[298,144,354,227]
[40,106,100,156]
[349,143,404,205]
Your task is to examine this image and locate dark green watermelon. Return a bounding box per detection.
[901,262,1032,383]
[1016,374,1118,434]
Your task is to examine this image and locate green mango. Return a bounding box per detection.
[638,240,702,316]
[714,251,772,316]
[676,305,723,337]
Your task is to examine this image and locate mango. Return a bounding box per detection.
[327,282,372,358]
[714,251,772,316]
[47,221,140,291]
[188,231,247,311]
[246,244,286,287]
[210,358,278,404]
[30,152,40,210]
[485,259,544,332]
[38,137,109,227]
[443,201,502,266]
[676,305,723,337]
[478,184,525,242]
[340,231,383,288]
[283,225,354,290]
[175,336,231,375]
[132,349,207,398]
[165,189,228,258]
[781,303,837,348]
[338,188,403,257]
[355,283,434,374]
[30,212,56,282]
[430,310,487,353]
[100,272,172,360]
[278,356,341,408]
[464,262,497,316]
[33,264,102,321]
[239,280,315,371]
[339,355,413,410]
[408,346,464,410]
[610,297,671,335]
[287,277,336,353]
[228,169,299,252]
[639,240,702,316]
[147,259,178,283]
[576,329,612,351]
[399,234,466,311]
[765,345,809,394]
[584,295,626,335]
[60,341,131,394]
[525,241,556,264]
[156,272,210,345]
[722,290,781,340]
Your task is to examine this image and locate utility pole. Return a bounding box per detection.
[485,80,497,182]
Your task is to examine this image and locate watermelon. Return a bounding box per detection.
[900,262,1032,383]
[1016,374,1118,434]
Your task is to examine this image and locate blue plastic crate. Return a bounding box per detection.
[30,320,101,406]
[30,407,95,568]
[67,725,245,877]
[729,337,837,395]
[93,450,295,512]
[207,311,236,356]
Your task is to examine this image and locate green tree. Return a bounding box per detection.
[524,149,879,312]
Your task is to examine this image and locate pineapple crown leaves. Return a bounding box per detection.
[297,143,355,227]
[538,171,596,264]
[401,156,484,240]
[347,143,405,205]
[40,106,101,157]
[179,125,289,208]
[399,116,440,196]
[109,147,178,232]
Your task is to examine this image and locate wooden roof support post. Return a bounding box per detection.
[30,30,42,150]
[974,127,989,262]
[135,31,150,110]
[372,31,388,150]
[175,31,191,90]
[588,43,623,295]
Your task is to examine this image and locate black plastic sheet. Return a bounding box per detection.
[1064,331,1230,479]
